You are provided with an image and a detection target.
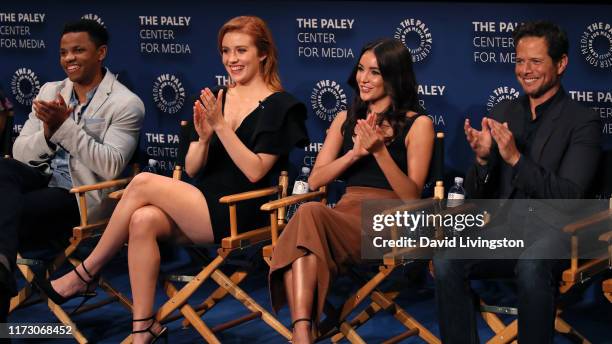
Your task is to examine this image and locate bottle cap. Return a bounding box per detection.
[454,177,463,184]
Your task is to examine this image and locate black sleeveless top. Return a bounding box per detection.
[340,114,424,190]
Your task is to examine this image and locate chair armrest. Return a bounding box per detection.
[382,199,478,217]
[563,209,612,234]
[381,198,440,215]
[599,230,612,242]
[260,190,327,211]
[218,186,280,204]
[108,189,125,200]
[70,177,132,194]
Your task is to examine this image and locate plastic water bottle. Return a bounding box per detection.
[142,159,159,174]
[447,177,465,208]
[286,166,311,220]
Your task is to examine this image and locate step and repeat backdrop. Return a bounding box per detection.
[1,1,611,198]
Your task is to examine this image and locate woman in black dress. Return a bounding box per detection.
[40,15,308,343]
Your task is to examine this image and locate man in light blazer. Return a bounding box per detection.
[0,19,144,321]
[433,21,601,343]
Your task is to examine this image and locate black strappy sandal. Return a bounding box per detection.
[291,318,312,330]
[132,315,168,344]
[35,262,98,314]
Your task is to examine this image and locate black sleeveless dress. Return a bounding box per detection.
[188,91,308,242]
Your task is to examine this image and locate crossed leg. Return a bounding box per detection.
[49,172,216,343]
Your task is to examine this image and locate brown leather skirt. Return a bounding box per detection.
[268,186,398,318]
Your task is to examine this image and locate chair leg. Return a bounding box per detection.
[555,315,591,344]
[480,300,509,335]
[9,262,36,312]
[337,321,367,344]
[371,290,440,344]
[9,285,34,312]
[337,293,388,335]
[180,269,248,328]
[165,282,221,344]
[99,278,134,311]
[47,298,89,343]
[486,319,517,344]
[156,255,225,321]
[331,266,438,344]
[338,266,395,321]
[209,269,292,340]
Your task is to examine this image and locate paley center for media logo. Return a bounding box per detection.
[394,18,433,62]
[81,13,105,27]
[11,68,40,106]
[486,86,519,112]
[152,74,186,114]
[310,80,347,122]
[580,22,612,69]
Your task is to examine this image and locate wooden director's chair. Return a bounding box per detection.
[479,151,612,344]
[260,132,446,343]
[6,129,141,342]
[8,164,137,343]
[118,121,292,343]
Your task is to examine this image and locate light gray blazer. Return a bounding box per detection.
[13,68,145,221]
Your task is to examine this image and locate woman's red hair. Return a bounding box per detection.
[218,16,283,91]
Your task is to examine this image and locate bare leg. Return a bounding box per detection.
[290,254,318,344]
[283,269,296,320]
[50,173,215,298]
[128,205,175,344]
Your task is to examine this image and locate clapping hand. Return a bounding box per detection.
[352,113,384,157]
[464,117,493,165]
[193,98,213,142]
[487,118,520,166]
[33,93,72,139]
[199,88,225,131]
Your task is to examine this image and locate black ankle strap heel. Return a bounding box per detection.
[68,262,98,315]
[291,317,312,329]
[33,261,98,315]
[73,262,97,296]
[132,315,168,343]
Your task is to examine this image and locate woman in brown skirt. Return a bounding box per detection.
[269,38,434,344]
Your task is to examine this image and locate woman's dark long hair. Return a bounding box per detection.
[342,38,423,141]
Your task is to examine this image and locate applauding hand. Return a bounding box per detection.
[355,112,385,154]
[193,99,213,143]
[33,93,73,139]
[464,117,493,165]
[199,88,225,131]
[488,118,520,166]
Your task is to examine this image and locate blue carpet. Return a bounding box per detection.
[9,246,612,343]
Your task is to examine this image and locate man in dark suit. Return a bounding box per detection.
[433,21,601,343]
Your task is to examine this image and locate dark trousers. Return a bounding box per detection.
[433,240,568,344]
[0,158,80,296]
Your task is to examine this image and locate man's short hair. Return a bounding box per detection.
[512,21,568,62]
[61,19,108,47]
